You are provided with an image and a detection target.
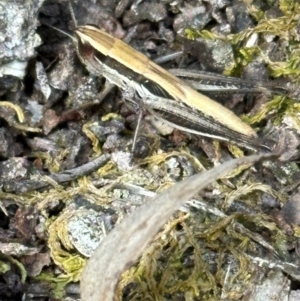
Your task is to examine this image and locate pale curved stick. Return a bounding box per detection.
[80,153,273,301]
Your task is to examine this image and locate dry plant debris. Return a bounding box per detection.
[0,0,300,301]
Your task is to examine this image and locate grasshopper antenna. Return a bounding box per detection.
[45,1,77,41]
[45,23,76,42]
[68,0,78,28]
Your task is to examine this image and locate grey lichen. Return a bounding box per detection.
[0,0,44,78]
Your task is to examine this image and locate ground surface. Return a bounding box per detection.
[0,0,300,300]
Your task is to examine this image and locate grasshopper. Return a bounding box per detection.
[49,2,273,152]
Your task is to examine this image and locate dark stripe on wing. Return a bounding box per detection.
[93,47,175,100]
[151,102,269,152]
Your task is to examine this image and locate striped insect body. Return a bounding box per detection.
[53,5,271,152]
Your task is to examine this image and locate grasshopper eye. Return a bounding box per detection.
[75,34,94,59]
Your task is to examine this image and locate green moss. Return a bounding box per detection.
[242,95,295,125]
[0,260,10,274]
[35,273,72,299]
[0,253,27,283]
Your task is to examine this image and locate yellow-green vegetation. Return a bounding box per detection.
[186,0,300,131]
[0,253,27,283]
[112,176,294,300]
[228,0,300,127]
[227,0,300,75]
[116,209,293,300]
[0,101,24,122]
[48,210,87,282]
[22,150,297,300]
